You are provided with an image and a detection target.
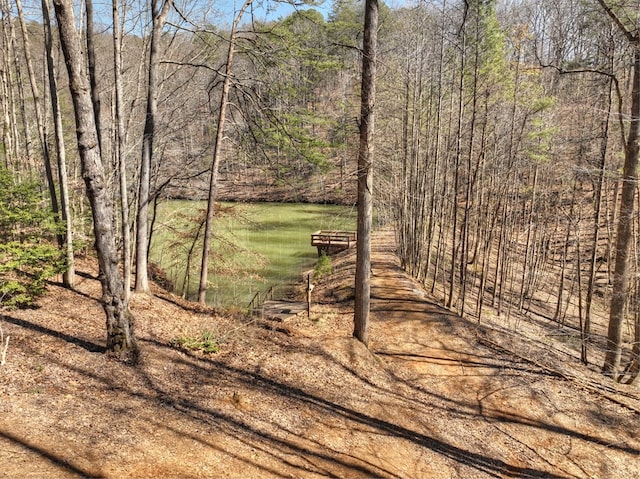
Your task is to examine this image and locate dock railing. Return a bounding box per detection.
[247,285,274,316]
[311,230,357,256]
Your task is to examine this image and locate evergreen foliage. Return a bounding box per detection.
[0,167,65,308]
[247,9,341,178]
[314,252,333,279]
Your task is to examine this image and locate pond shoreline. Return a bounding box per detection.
[149,201,357,308]
[163,174,357,206]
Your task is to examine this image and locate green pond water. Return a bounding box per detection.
[150,201,357,308]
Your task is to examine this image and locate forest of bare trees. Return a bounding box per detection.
[384,0,640,384]
[1,0,639,383]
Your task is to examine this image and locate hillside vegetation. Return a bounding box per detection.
[3,0,640,376]
[1,231,638,477]
[1,2,640,474]
[2,0,640,373]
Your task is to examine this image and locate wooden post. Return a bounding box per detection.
[307,274,314,320]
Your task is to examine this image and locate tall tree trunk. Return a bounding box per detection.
[135,0,172,293]
[425,3,446,283]
[113,0,131,300]
[447,4,470,310]
[0,0,17,169]
[603,45,640,379]
[460,20,481,318]
[584,78,612,365]
[85,0,102,155]
[52,0,136,358]
[12,20,34,170]
[42,0,75,287]
[15,0,63,248]
[353,0,378,346]
[198,0,254,304]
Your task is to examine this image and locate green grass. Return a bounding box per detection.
[314,253,333,279]
[170,331,219,354]
[150,201,356,307]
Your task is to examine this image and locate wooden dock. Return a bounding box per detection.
[311,230,357,256]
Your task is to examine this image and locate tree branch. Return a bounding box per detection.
[596,0,639,43]
[535,54,628,148]
[160,60,221,72]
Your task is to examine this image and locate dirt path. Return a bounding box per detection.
[0,231,638,478]
[366,232,639,478]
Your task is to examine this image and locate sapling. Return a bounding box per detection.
[0,321,8,366]
[0,295,8,366]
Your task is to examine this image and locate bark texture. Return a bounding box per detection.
[596,0,640,380]
[603,45,640,378]
[52,0,136,358]
[136,0,172,293]
[353,0,378,346]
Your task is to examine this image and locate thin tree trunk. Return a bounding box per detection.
[554,183,576,323]
[448,33,466,310]
[584,78,612,365]
[603,45,640,380]
[519,166,538,310]
[198,0,254,304]
[12,28,34,170]
[425,3,446,281]
[85,0,102,155]
[574,215,586,363]
[43,0,75,287]
[113,0,131,299]
[15,0,62,247]
[183,219,205,299]
[0,4,11,170]
[0,0,17,168]
[135,0,173,293]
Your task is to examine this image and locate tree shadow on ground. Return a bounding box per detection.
[0,428,103,478]
[134,338,583,478]
[11,326,638,479]
[1,314,103,353]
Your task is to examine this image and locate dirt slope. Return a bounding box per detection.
[0,231,638,478]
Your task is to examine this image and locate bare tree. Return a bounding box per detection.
[0,0,17,169]
[52,0,137,358]
[113,0,131,299]
[85,0,103,155]
[596,0,640,382]
[198,0,254,304]
[353,0,378,346]
[42,0,75,287]
[14,0,62,248]
[135,0,173,294]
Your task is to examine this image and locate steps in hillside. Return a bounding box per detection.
[257,300,308,321]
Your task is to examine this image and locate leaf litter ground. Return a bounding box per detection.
[0,231,638,478]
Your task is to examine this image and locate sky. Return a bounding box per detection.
[200,0,334,28]
[12,0,336,32]
[234,0,333,21]
[14,0,404,36]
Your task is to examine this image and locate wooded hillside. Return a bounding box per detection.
[1,0,640,382]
